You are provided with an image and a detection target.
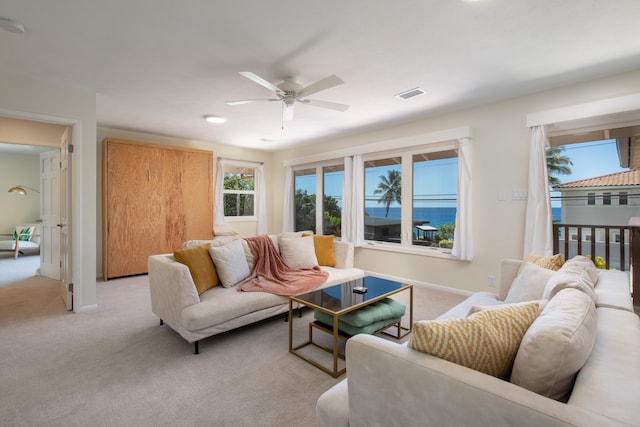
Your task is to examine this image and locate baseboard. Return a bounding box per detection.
[76,304,98,313]
[363,270,474,297]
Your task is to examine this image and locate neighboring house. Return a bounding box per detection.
[553,169,640,243]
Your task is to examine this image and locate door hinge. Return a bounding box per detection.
[69,283,73,292]
[68,143,74,153]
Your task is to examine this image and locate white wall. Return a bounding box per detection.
[96,127,275,278]
[0,69,97,311]
[0,153,40,233]
[271,69,640,294]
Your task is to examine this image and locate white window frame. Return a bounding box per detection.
[284,126,471,260]
[292,159,344,235]
[220,162,257,222]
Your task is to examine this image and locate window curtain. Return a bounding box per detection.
[214,158,226,226]
[282,166,294,232]
[523,125,553,257]
[255,163,267,235]
[452,137,473,260]
[342,155,364,246]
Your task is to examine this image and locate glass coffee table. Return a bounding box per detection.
[288,276,413,377]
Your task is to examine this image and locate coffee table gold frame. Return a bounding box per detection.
[288,283,413,378]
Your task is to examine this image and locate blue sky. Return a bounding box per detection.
[296,139,626,209]
[550,139,627,207]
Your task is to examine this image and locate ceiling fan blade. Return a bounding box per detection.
[300,74,344,97]
[226,98,279,106]
[303,99,350,112]
[239,72,282,94]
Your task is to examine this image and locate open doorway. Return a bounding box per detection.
[0,116,72,310]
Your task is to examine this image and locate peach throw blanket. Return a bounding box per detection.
[237,235,329,296]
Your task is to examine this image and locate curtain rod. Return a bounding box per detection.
[217,157,264,165]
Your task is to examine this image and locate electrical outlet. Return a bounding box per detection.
[487,275,496,288]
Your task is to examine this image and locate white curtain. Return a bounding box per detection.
[282,166,294,232]
[342,155,364,246]
[255,163,267,235]
[214,158,226,226]
[452,137,473,260]
[523,125,553,257]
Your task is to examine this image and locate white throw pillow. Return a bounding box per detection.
[542,256,598,303]
[510,288,597,402]
[208,239,251,288]
[504,262,555,304]
[279,236,318,269]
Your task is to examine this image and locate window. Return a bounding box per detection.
[587,193,596,205]
[223,166,255,218]
[603,192,611,205]
[284,127,471,259]
[294,168,316,232]
[619,192,628,205]
[412,151,458,249]
[323,165,344,236]
[364,157,402,243]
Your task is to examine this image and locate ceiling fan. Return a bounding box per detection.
[226,72,350,125]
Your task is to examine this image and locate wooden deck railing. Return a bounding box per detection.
[553,223,638,310]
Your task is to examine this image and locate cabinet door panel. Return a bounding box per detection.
[180,151,214,242]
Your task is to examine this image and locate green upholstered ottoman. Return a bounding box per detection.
[313,298,406,337]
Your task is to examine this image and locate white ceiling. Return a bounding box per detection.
[2,0,640,151]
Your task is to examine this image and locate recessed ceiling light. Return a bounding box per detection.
[0,17,25,34]
[259,138,273,143]
[395,87,427,100]
[203,115,226,124]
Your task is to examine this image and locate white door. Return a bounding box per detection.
[60,129,72,310]
[40,150,61,281]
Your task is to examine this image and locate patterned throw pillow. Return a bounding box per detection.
[524,253,564,271]
[408,302,539,379]
[13,226,34,241]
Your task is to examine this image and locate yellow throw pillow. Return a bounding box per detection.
[408,302,539,379]
[313,235,336,267]
[173,243,219,294]
[524,253,564,271]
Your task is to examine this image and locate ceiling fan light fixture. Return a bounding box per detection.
[395,87,427,100]
[203,115,227,124]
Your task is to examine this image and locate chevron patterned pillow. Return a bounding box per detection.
[408,302,539,379]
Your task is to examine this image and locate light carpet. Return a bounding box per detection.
[0,260,465,427]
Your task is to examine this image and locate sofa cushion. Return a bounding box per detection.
[409,301,539,379]
[510,288,597,402]
[594,270,633,311]
[208,239,250,288]
[524,253,564,270]
[279,236,318,269]
[504,262,555,304]
[542,256,597,302]
[312,235,336,267]
[173,244,219,294]
[14,225,34,241]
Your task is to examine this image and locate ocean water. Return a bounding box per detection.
[365,206,562,228]
[365,207,456,228]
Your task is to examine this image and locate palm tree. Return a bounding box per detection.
[374,169,401,217]
[546,146,573,185]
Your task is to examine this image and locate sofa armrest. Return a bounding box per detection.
[148,254,200,329]
[334,240,355,269]
[344,334,621,427]
[498,259,522,301]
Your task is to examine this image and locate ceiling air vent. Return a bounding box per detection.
[395,87,426,100]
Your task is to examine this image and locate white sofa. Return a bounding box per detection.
[148,235,364,354]
[317,257,639,427]
[0,223,40,259]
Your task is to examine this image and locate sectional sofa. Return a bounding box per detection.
[317,256,639,427]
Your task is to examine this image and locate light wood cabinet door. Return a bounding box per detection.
[103,138,213,280]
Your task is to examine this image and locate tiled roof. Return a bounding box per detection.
[553,169,640,189]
